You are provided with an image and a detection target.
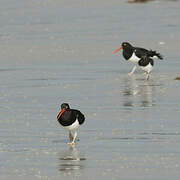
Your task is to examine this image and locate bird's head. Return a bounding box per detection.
[121,42,132,49]
[113,42,132,54]
[61,103,70,110]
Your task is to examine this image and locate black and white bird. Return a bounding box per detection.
[113,42,163,76]
[57,103,85,145]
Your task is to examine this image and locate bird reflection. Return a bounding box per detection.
[59,146,86,172]
[123,76,155,107]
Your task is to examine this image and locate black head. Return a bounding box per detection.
[121,42,133,49]
[61,103,70,110]
[113,42,133,54]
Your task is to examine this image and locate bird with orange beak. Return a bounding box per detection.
[113,42,163,76]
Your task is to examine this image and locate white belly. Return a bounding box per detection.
[129,52,141,64]
[140,63,153,74]
[62,119,80,131]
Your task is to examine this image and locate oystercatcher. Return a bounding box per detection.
[57,103,85,145]
[138,55,154,80]
[113,42,163,75]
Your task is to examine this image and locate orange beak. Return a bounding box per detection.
[112,46,123,54]
[57,109,65,120]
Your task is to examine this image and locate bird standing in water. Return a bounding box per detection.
[57,103,85,146]
[113,42,163,76]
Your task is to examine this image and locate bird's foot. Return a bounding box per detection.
[128,72,134,76]
[68,142,75,146]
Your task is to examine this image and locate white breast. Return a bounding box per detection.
[62,119,80,131]
[128,52,141,64]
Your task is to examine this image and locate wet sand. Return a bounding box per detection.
[0,0,180,179]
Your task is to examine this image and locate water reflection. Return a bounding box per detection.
[59,146,86,172]
[122,76,155,107]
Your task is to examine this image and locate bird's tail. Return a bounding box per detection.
[77,112,85,125]
[147,50,163,60]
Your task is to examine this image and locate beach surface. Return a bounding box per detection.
[0,0,180,179]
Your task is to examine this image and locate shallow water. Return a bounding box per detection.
[0,0,180,179]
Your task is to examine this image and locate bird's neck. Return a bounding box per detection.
[123,47,134,60]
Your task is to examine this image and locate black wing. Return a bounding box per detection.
[134,47,149,58]
[75,110,85,125]
[135,47,163,60]
[147,50,163,60]
[138,56,154,66]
